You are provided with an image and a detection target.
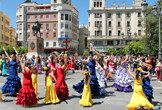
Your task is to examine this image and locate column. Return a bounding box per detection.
[102,12,106,36]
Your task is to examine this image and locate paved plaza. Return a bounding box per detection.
[0,70,162,110]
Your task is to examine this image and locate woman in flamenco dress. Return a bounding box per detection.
[66,59,71,70]
[140,62,154,102]
[71,57,76,73]
[73,49,102,95]
[1,47,22,96]
[32,67,38,99]
[126,65,154,110]
[2,57,9,76]
[112,54,132,92]
[43,67,60,104]
[37,56,42,74]
[16,53,38,107]
[55,53,69,100]
[48,54,57,80]
[79,65,93,107]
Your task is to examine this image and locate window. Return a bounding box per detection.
[53,42,56,46]
[35,15,37,19]
[108,13,111,18]
[69,15,71,21]
[118,30,121,36]
[97,2,99,7]
[46,15,49,18]
[40,33,43,38]
[85,37,87,47]
[46,24,49,28]
[27,33,30,38]
[53,23,56,28]
[138,12,141,17]
[65,24,68,29]
[61,14,64,20]
[46,42,49,47]
[94,2,96,7]
[117,40,120,45]
[138,20,141,26]
[109,21,111,27]
[1,25,3,30]
[127,13,130,17]
[28,7,31,11]
[28,16,30,19]
[54,15,57,18]
[40,15,43,19]
[109,31,112,36]
[100,2,102,7]
[95,21,102,27]
[118,13,120,18]
[27,24,30,29]
[61,23,64,29]
[138,30,141,36]
[94,41,103,46]
[53,32,56,37]
[46,33,49,38]
[95,30,102,36]
[1,34,3,40]
[65,32,68,38]
[118,21,121,27]
[61,32,64,37]
[41,24,43,28]
[127,21,130,27]
[107,41,113,45]
[54,0,57,3]
[65,14,68,20]
[53,6,56,10]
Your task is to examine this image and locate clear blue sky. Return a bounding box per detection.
[0,0,156,29]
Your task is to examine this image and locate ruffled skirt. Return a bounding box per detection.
[55,83,69,100]
[16,86,38,107]
[2,68,9,76]
[73,76,103,95]
[1,75,22,94]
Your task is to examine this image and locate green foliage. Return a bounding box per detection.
[106,47,117,55]
[84,51,89,56]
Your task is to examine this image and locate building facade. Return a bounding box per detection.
[9,27,17,47]
[16,0,79,54]
[78,24,89,55]
[0,11,11,46]
[88,0,145,52]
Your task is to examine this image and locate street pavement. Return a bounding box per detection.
[0,70,162,110]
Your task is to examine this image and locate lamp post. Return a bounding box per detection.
[152,0,162,60]
[134,32,137,41]
[127,29,132,55]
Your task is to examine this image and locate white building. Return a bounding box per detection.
[16,0,79,54]
[88,0,145,52]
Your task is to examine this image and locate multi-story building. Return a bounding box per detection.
[88,0,145,52]
[16,0,79,54]
[0,11,11,46]
[78,24,89,55]
[9,27,17,47]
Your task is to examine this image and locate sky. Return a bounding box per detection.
[0,0,157,30]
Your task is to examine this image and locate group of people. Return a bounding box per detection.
[0,47,161,109]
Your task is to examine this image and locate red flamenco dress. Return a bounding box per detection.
[16,68,37,107]
[66,60,71,70]
[71,58,76,71]
[50,61,57,79]
[55,66,69,100]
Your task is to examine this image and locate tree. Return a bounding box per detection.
[84,51,89,56]
[106,47,117,55]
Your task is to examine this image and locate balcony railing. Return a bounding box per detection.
[34,9,51,12]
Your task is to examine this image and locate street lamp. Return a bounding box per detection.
[151,1,162,60]
[127,29,132,55]
[134,32,137,41]
[141,0,148,12]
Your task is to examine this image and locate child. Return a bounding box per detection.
[126,64,154,110]
[16,53,37,107]
[32,67,38,99]
[2,57,9,76]
[43,67,60,104]
[79,65,93,107]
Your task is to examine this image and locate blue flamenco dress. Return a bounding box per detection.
[2,61,9,76]
[141,67,154,102]
[73,59,102,95]
[1,60,22,94]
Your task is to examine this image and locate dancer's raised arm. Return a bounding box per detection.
[13,47,19,63]
[3,46,11,62]
[128,64,135,79]
[20,53,27,69]
[92,49,100,61]
[62,53,67,69]
[75,53,88,64]
[122,53,129,64]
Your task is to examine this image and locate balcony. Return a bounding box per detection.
[33,9,51,12]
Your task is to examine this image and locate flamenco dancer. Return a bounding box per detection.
[71,56,76,73]
[43,67,60,104]
[79,65,93,107]
[73,49,102,95]
[32,67,38,99]
[48,54,57,80]
[55,52,69,100]
[141,62,154,102]
[112,54,132,92]
[31,55,35,67]
[126,65,154,110]
[2,57,9,76]
[107,54,115,79]
[1,47,22,96]
[16,53,38,107]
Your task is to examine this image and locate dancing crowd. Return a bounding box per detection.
[0,47,161,110]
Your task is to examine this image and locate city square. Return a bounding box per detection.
[0,0,162,110]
